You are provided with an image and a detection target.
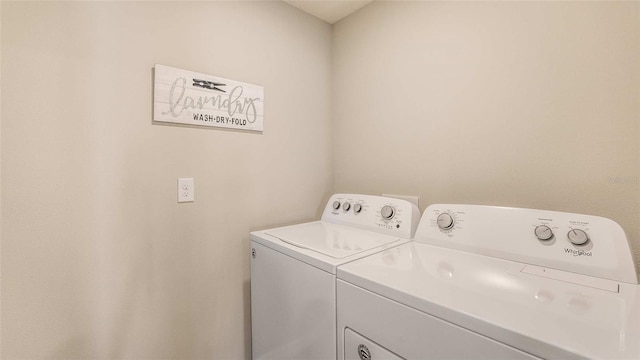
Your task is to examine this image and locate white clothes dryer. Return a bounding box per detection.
[337,204,639,360]
[250,194,420,360]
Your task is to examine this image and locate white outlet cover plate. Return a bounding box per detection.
[178,178,194,203]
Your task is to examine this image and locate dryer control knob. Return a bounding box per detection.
[437,213,455,230]
[381,205,395,220]
[534,225,554,241]
[343,202,351,211]
[568,229,589,245]
[332,201,341,210]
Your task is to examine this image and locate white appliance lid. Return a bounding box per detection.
[265,222,401,259]
[338,242,640,360]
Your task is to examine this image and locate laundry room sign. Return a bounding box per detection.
[153,64,264,132]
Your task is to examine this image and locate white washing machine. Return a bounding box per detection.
[337,204,639,360]
[251,194,421,360]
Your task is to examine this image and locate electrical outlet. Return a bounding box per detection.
[178,178,194,203]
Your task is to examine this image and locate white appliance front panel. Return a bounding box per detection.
[337,242,640,359]
[251,241,336,360]
[344,328,404,360]
[337,280,541,360]
[266,222,403,259]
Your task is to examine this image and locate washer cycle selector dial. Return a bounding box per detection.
[353,204,362,214]
[534,225,554,241]
[437,213,454,230]
[380,205,395,220]
[343,202,351,212]
[568,229,589,245]
[332,201,341,210]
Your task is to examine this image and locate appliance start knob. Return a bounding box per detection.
[534,225,554,241]
[568,229,589,245]
[343,202,351,211]
[437,213,455,230]
[381,205,395,220]
[353,203,362,213]
[332,201,341,210]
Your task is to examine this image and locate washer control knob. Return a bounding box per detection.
[380,205,395,220]
[343,202,351,211]
[332,201,341,210]
[534,225,554,241]
[437,213,455,230]
[568,229,589,245]
[353,204,362,214]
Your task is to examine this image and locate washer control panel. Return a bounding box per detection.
[322,194,421,239]
[416,204,638,284]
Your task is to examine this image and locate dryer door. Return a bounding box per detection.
[344,328,404,360]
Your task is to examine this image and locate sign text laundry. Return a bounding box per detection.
[154,64,264,131]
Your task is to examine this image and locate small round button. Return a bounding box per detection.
[353,204,362,213]
[343,202,351,211]
[568,229,589,245]
[534,225,554,241]
[332,201,341,210]
[437,213,454,230]
[381,205,395,220]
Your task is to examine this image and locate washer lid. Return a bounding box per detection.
[265,222,399,259]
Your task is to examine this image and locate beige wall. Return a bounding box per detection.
[3,1,640,359]
[0,0,3,354]
[332,1,640,268]
[1,2,332,359]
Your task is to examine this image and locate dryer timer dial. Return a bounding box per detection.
[437,213,455,230]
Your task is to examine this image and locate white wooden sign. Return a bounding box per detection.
[154,64,264,132]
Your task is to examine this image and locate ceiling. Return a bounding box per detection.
[283,0,374,24]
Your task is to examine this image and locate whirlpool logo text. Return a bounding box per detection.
[565,248,592,257]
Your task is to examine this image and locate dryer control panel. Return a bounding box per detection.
[322,194,421,239]
[416,204,638,284]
